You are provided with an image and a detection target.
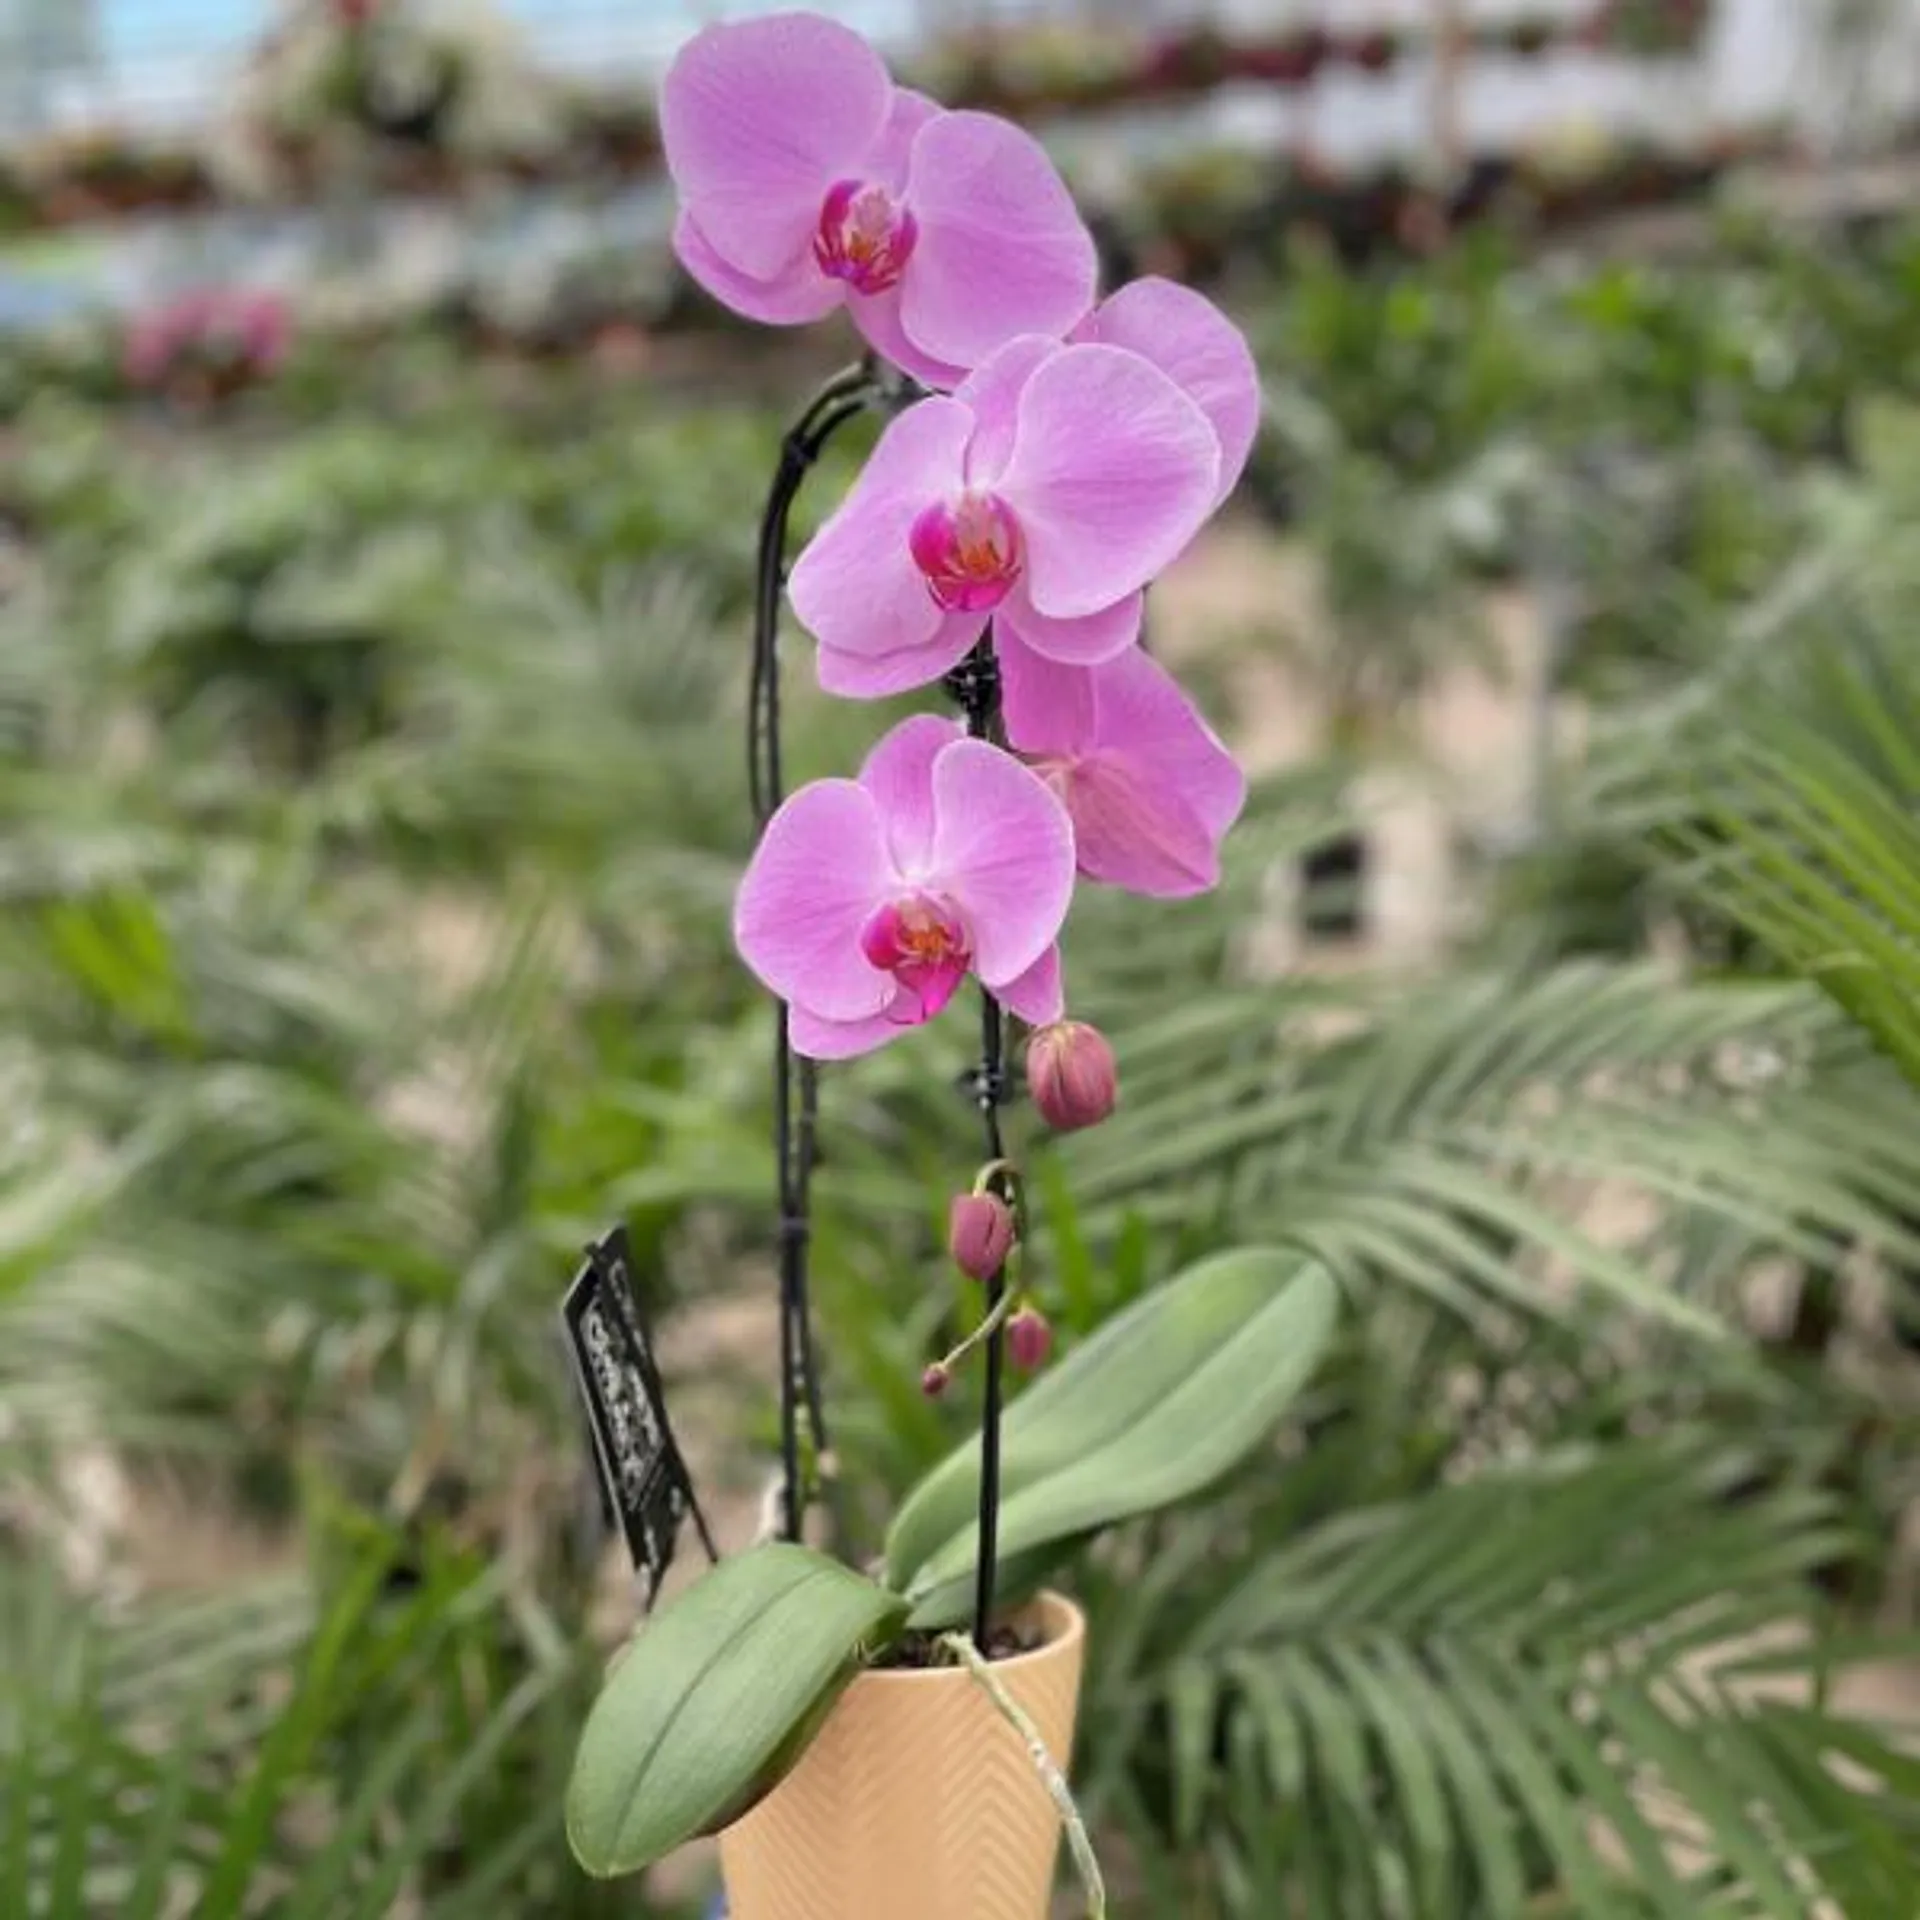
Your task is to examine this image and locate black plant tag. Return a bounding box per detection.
[561,1226,718,1606]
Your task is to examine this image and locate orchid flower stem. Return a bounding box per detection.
[749,360,873,824]
[932,1283,1020,1376]
[944,638,1011,1651]
[938,1631,1107,1920]
[973,984,1009,1650]
[972,1157,1018,1198]
[752,360,876,1543]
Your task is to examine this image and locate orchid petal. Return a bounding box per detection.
[1091,647,1246,841]
[899,111,1097,372]
[997,344,1219,617]
[674,211,843,327]
[858,713,964,873]
[817,621,979,699]
[954,336,1060,487]
[1076,279,1259,509]
[790,397,973,668]
[848,282,968,390]
[926,740,1075,987]
[661,12,892,282]
[866,87,940,192]
[998,944,1065,1026]
[996,627,1098,753]
[1059,757,1220,897]
[788,999,915,1061]
[1034,647,1246,899]
[996,585,1143,668]
[733,779,898,1021]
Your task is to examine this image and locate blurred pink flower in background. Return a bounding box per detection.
[124,288,293,398]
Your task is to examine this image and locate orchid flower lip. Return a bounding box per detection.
[860,889,973,1023]
[813,179,919,295]
[908,490,1023,614]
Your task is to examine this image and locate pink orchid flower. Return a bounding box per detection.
[735,715,1073,1060]
[1001,639,1247,900]
[790,337,1220,699]
[661,12,1096,390]
[1072,277,1262,515]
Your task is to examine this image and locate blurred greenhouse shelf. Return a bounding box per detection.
[2,0,1904,344]
[0,1,1880,149]
[7,0,924,135]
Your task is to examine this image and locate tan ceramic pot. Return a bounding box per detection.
[719,1592,1086,1920]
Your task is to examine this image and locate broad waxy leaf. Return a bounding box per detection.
[886,1247,1340,1624]
[567,1544,909,1877]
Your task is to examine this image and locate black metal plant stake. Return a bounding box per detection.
[943,642,1013,1652]
[748,360,874,1541]
[750,368,1013,1650]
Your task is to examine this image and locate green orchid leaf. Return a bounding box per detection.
[566,1544,909,1878]
[896,1540,1090,1643]
[886,1246,1341,1625]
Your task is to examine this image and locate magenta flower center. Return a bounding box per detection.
[813,180,918,296]
[861,890,971,1023]
[908,492,1024,614]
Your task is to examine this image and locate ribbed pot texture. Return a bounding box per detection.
[718,1592,1086,1920]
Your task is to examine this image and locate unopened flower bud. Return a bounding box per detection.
[1026,1020,1118,1132]
[948,1191,1015,1282]
[1006,1306,1053,1373]
[921,1362,950,1398]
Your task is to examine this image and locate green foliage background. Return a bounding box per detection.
[8,203,1920,1916]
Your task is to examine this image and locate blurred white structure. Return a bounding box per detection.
[0,0,105,134]
[1,0,1917,341]
[1,1,1914,148]
[2,2,1919,197]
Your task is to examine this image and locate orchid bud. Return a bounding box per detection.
[948,1191,1015,1282]
[920,1362,950,1399]
[1006,1307,1053,1373]
[1026,1020,1118,1133]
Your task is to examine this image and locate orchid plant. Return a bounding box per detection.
[567,13,1341,1896]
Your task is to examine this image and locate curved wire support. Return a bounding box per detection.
[748,359,880,1542]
